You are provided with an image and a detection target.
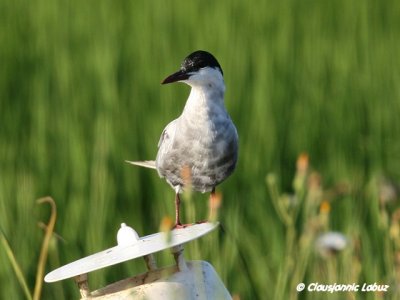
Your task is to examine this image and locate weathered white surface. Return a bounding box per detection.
[44,222,218,283]
[90,260,232,300]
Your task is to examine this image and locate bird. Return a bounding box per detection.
[127,50,238,228]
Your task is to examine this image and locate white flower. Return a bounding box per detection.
[315,232,348,256]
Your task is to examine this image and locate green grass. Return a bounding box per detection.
[1,0,400,299]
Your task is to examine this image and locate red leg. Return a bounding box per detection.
[173,193,196,229]
[175,193,182,227]
[173,188,217,229]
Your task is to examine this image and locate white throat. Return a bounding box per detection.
[181,68,226,117]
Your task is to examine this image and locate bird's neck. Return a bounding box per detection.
[182,82,226,118]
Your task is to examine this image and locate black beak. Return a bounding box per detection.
[161,69,190,84]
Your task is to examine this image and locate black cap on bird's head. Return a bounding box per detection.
[162,50,223,84]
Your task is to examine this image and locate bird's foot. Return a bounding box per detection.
[172,223,192,230]
[172,220,209,230]
[173,223,187,230]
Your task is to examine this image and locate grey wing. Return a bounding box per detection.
[155,119,178,174]
[157,119,177,149]
[156,119,178,184]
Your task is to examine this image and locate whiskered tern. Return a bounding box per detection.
[128,50,238,227]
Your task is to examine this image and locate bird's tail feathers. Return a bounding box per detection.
[125,160,157,169]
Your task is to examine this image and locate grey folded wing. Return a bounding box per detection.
[126,119,177,171]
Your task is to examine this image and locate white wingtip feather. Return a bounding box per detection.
[125,160,157,169]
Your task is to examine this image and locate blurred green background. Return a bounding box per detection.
[1,0,400,299]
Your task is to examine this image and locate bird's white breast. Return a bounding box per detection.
[156,68,238,193]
